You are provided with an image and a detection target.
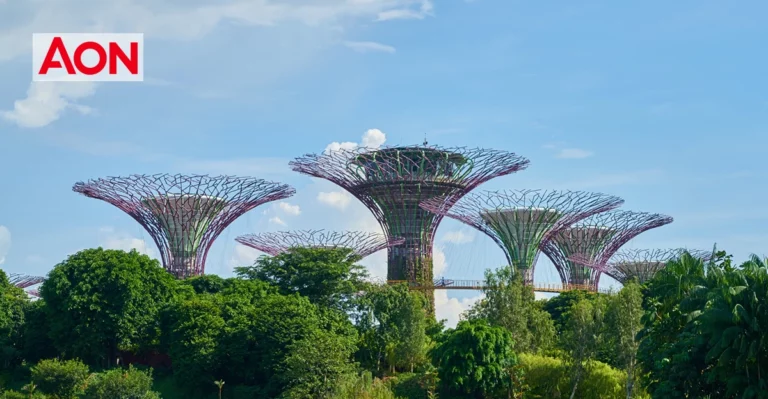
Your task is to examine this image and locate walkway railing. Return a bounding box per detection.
[386,279,614,294]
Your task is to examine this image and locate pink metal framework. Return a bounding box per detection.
[9,273,45,289]
[290,145,529,313]
[571,248,711,285]
[73,174,295,279]
[541,210,673,289]
[235,230,405,259]
[420,189,624,284]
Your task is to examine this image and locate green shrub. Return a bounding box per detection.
[2,390,47,399]
[82,365,160,399]
[30,359,90,399]
[387,373,428,399]
[333,372,400,399]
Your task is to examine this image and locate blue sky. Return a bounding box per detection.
[1,0,767,326]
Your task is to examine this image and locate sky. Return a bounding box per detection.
[1,0,767,327]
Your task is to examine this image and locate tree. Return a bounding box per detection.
[605,282,643,399]
[22,300,57,363]
[562,297,605,399]
[280,329,356,398]
[40,248,179,367]
[356,284,429,373]
[82,365,161,399]
[0,270,29,368]
[542,289,601,333]
[432,319,518,398]
[30,358,90,399]
[213,380,225,399]
[235,247,369,312]
[466,266,556,353]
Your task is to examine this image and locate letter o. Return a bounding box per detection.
[74,42,107,75]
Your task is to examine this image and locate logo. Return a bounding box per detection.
[33,33,144,82]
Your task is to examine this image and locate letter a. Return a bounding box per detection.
[38,37,76,74]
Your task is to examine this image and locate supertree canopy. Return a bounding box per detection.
[73,174,295,279]
[574,248,712,285]
[290,145,529,312]
[9,273,45,289]
[541,210,673,289]
[420,189,624,284]
[235,230,405,259]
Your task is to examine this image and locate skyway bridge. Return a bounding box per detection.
[386,279,614,294]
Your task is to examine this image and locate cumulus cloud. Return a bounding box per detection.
[2,82,96,128]
[229,243,261,269]
[0,226,10,265]
[278,202,301,216]
[433,246,447,277]
[318,191,352,210]
[98,227,156,258]
[343,41,396,54]
[441,230,474,245]
[269,216,287,226]
[325,128,387,153]
[435,290,484,328]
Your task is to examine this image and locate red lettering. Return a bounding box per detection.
[38,37,140,76]
[38,36,75,74]
[109,42,139,74]
[73,41,107,75]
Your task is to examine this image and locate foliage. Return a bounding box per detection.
[561,296,606,398]
[333,372,400,399]
[22,301,57,363]
[465,266,556,353]
[235,247,369,312]
[356,284,429,374]
[0,270,29,368]
[40,248,179,368]
[604,282,643,399]
[82,365,161,399]
[432,319,518,398]
[279,329,356,398]
[30,358,90,399]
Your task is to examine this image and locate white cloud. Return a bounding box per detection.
[269,216,287,226]
[361,128,387,148]
[2,82,97,128]
[556,148,594,159]
[433,246,447,277]
[325,128,387,153]
[435,290,484,329]
[0,226,10,265]
[229,243,262,269]
[0,0,434,128]
[278,202,301,216]
[343,41,396,53]
[377,0,434,21]
[441,230,474,245]
[98,227,156,258]
[318,191,352,210]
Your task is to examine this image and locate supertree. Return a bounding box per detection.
[73,174,295,279]
[8,273,45,289]
[290,144,529,312]
[235,230,405,259]
[540,210,673,289]
[572,248,712,285]
[419,189,624,284]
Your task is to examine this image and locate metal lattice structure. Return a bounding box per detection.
[573,248,712,284]
[73,174,295,279]
[420,189,624,284]
[541,210,673,289]
[235,230,405,259]
[290,145,529,312]
[9,273,45,289]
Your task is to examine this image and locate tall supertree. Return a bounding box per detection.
[572,248,712,285]
[9,273,45,289]
[420,189,624,284]
[290,145,529,312]
[540,210,673,289]
[235,230,405,259]
[73,174,295,279]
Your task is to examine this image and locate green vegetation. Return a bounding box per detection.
[2,246,768,398]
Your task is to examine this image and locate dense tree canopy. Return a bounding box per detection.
[39,248,179,368]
